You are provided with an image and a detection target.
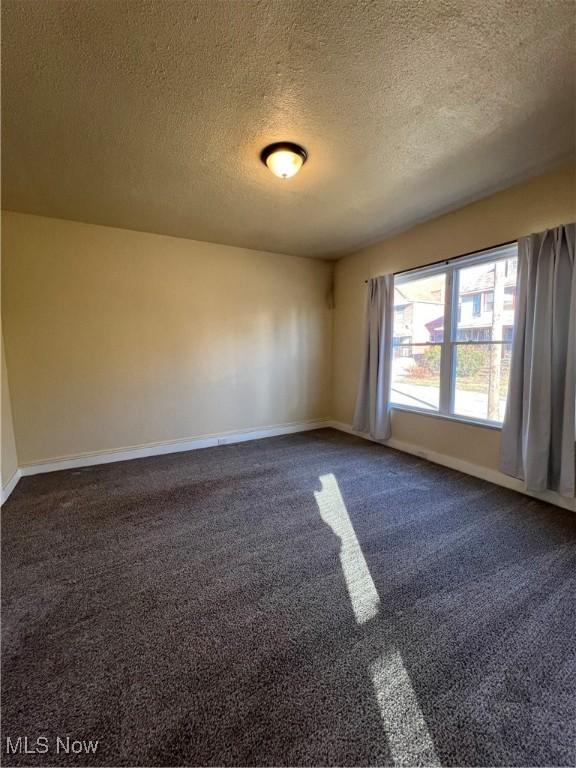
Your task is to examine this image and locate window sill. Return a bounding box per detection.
[390,404,502,431]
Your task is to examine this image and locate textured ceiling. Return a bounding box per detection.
[2,0,575,259]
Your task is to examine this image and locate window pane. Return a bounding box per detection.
[452,343,512,423]
[391,344,441,411]
[394,273,446,345]
[455,257,517,342]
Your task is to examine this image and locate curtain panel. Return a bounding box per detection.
[500,223,576,497]
[353,274,394,441]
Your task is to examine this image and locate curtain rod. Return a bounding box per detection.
[364,238,517,283]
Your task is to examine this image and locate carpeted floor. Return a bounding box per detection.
[2,428,575,767]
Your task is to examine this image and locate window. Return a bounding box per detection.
[504,286,515,308]
[391,244,518,425]
[392,272,446,411]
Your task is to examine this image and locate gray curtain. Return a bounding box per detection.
[353,275,393,441]
[500,224,576,497]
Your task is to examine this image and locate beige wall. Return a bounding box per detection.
[2,212,333,465]
[3,165,575,474]
[333,164,576,471]
[1,337,18,487]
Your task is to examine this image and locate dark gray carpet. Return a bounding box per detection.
[2,428,575,767]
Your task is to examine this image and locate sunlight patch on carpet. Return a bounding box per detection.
[371,650,440,767]
[315,472,440,766]
[315,473,380,624]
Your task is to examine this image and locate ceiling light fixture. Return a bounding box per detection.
[261,142,308,179]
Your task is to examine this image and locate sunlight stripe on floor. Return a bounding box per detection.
[371,650,441,767]
[315,473,380,624]
[315,473,440,766]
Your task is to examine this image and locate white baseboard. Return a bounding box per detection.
[1,468,22,505]
[18,419,332,477]
[12,418,576,512]
[329,421,576,513]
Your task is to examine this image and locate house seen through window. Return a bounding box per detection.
[391,244,518,424]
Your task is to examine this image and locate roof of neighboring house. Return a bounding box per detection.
[394,261,518,342]
[395,260,517,307]
[459,261,517,295]
[425,310,515,334]
[395,274,445,305]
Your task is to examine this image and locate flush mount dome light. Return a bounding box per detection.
[261,141,308,179]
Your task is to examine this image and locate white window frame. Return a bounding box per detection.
[391,242,518,429]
